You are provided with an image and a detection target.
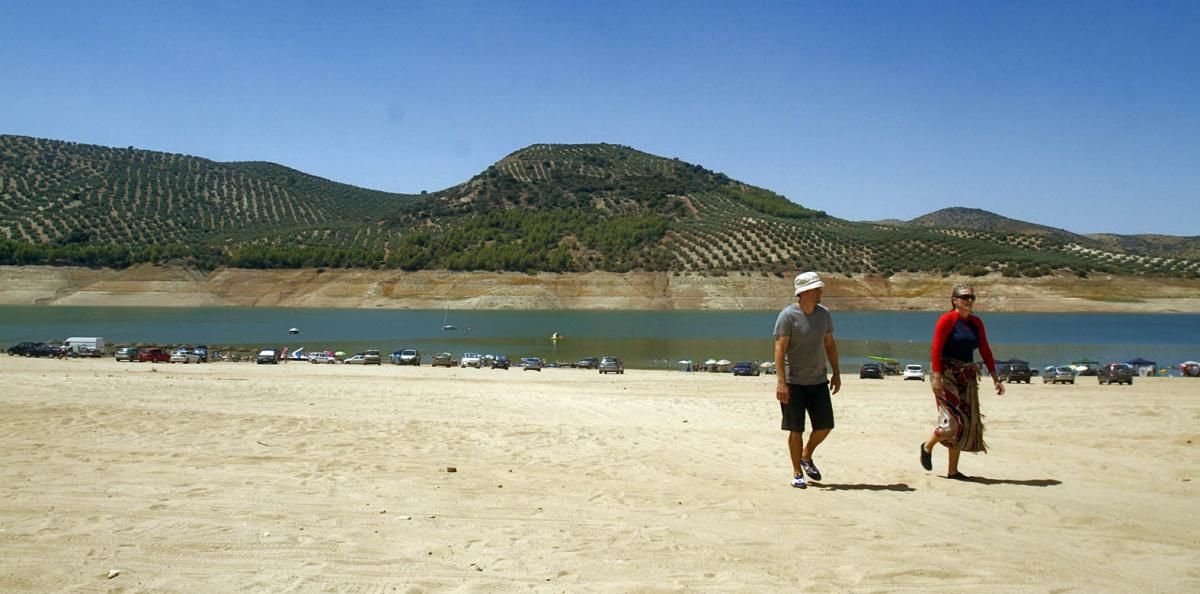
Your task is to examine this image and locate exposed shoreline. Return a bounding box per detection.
[2,264,1199,312]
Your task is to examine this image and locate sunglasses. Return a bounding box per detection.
[955,294,976,301]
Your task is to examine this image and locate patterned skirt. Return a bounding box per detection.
[934,360,987,453]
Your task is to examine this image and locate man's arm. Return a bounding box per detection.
[824,332,841,394]
[774,335,790,404]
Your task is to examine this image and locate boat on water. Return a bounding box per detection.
[441,307,456,331]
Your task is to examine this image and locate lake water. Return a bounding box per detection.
[1,306,1197,371]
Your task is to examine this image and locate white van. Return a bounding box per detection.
[64,337,106,356]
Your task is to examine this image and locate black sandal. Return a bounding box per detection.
[920,443,932,471]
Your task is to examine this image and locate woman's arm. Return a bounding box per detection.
[973,316,997,377]
[930,311,955,373]
[973,316,1005,395]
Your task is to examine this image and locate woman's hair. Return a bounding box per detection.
[950,284,973,310]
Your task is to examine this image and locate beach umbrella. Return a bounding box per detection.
[716,359,731,366]
[704,359,717,365]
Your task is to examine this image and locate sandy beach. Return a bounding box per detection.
[1,357,1197,592]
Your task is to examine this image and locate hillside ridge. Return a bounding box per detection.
[1,134,1196,278]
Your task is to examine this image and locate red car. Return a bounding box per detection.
[136,347,170,363]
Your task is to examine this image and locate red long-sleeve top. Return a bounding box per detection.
[930,310,997,375]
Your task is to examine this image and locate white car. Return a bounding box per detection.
[343,354,367,365]
[309,353,335,364]
[903,364,925,381]
[460,352,482,368]
[170,349,200,364]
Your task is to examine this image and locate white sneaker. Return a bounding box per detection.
[790,475,807,489]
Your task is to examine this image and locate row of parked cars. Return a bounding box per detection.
[856,362,928,380]
[6,340,106,358]
[852,359,1136,385]
[1043,363,1134,385]
[851,358,1138,386]
[115,346,210,363]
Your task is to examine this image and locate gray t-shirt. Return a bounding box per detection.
[773,303,834,385]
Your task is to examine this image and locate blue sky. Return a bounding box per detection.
[3,1,1197,236]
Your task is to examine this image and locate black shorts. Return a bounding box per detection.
[780,382,834,432]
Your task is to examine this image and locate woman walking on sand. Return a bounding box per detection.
[920,284,1004,479]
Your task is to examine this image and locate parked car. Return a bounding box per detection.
[6,341,55,357]
[431,352,456,368]
[137,348,171,363]
[521,357,544,371]
[599,356,625,375]
[344,354,367,364]
[170,349,200,364]
[903,364,925,381]
[256,349,279,364]
[192,345,209,363]
[362,349,382,365]
[460,352,483,368]
[1042,366,1076,384]
[309,353,335,364]
[391,349,421,366]
[492,355,510,370]
[997,363,1033,384]
[1098,363,1134,385]
[731,361,759,376]
[68,346,103,358]
[859,362,885,379]
[575,357,600,369]
[114,347,138,362]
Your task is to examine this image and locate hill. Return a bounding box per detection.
[1,134,1196,279]
[906,207,1085,241]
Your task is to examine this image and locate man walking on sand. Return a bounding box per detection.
[774,271,842,489]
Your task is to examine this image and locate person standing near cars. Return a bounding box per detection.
[774,271,842,489]
[921,284,1005,479]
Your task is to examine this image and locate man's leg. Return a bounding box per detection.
[802,428,831,461]
[788,431,805,476]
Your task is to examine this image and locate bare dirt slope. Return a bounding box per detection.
[2,265,1198,312]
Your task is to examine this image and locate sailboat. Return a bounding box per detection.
[441,306,456,331]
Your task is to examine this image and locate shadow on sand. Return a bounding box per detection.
[951,476,1062,487]
[812,482,916,492]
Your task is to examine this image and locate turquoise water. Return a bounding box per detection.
[1,306,1197,370]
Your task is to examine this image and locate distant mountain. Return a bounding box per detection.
[1,134,1196,279]
[907,207,1085,241]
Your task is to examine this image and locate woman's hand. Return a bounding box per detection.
[931,375,942,396]
[994,380,1006,396]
